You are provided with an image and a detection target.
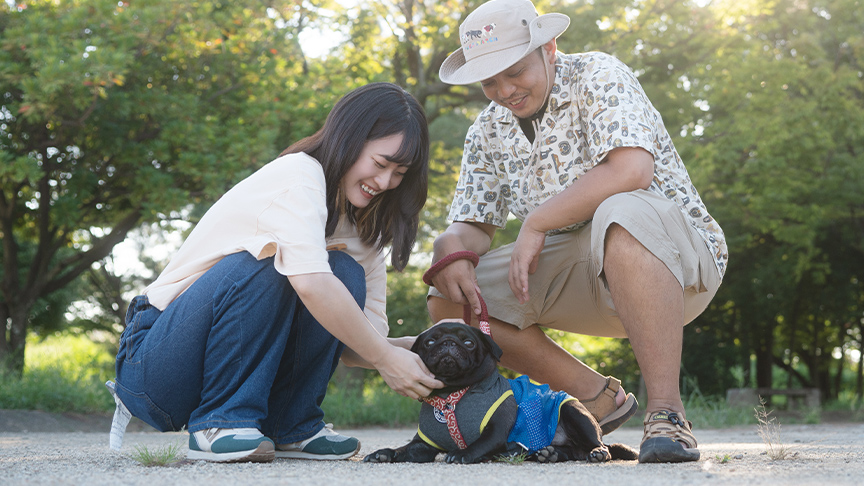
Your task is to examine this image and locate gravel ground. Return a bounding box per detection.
[1,411,862,485]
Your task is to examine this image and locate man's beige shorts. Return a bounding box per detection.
[429,190,722,338]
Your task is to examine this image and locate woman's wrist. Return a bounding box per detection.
[363,336,396,370]
[387,335,416,350]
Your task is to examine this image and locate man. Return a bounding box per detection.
[426,0,727,464]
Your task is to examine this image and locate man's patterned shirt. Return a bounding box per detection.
[448,51,727,278]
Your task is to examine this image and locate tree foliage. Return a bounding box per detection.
[2,0,862,403]
[686,0,864,398]
[0,0,335,372]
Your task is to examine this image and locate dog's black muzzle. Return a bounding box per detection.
[428,339,470,375]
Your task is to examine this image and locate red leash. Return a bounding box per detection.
[422,251,492,337]
[421,251,494,449]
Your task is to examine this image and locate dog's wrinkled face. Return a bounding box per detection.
[411,321,502,395]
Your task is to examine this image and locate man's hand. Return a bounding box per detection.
[509,220,545,304]
[504,148,655,303]
[429,259,484,318]
[429,222,496,319]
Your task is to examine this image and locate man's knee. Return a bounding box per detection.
[427,295,462,322]
[328,250,366,307]
[603,222,642,257]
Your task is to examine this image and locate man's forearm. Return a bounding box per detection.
[432,222,496,260]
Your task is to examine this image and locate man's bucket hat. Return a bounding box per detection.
[439,0,570,85]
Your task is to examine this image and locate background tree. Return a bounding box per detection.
[3,0,862,403]
[0,0,329,373]
[370,0,864,399]
[677,0,864,398]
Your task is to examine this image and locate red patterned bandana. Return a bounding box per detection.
[422,388,469,449]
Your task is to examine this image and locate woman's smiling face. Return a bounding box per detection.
[341,133,407,208]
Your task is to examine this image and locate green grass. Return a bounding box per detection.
[3,332,863,430]
[127,440,186,467]
[321,376,422,427]
[0,333,116,413]
[494,452,529,464]
[0,332,423,424]
[823,389,864,419]
[755,397,792,460]
[681,394,760,429]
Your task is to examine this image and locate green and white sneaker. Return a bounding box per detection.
[275,424,360,460]
[188,427,275,463]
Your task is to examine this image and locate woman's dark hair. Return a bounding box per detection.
[281,83,429,271]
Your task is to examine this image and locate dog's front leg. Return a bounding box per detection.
[364,434,441,463]
[444,397,518,464]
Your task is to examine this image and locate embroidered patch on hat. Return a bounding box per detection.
[462,23,497,52]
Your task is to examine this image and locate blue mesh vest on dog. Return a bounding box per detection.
[507,375,576,453]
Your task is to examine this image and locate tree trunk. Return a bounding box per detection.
[755,344,773,389]
[857,330,863,400]
[754,312,775,389]
[831,324,848,401]
[734,308,752,387]
[0,306,8,369]
[0,306,29,376]
[0,208,140,376]
[809,320,823,396]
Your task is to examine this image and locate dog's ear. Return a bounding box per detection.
[469,326,502,362]
[410,331,427,355]
[483,334,503,362]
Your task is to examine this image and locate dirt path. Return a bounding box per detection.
[0,410,861,485]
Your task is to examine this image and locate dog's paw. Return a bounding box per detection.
[534,446,560,463]
[363,449,396,463]
[444,451,477,464]
[587,446,611,463]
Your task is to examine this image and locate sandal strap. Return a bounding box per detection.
[587,376,620,402]
[580,376,620,420]
[642,410,698,448]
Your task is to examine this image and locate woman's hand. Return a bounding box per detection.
[372,345,443,400]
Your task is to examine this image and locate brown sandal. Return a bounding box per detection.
[638,410,700,463]
[580,376,638,435]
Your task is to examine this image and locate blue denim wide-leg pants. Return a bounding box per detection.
[114,250,365,444]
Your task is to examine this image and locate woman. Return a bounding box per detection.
[110,83,442,463]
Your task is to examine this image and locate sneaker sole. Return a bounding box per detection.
[187,442,275,463]
[598,393,638,435]
[275,441,361,461]
[638,437,700,463]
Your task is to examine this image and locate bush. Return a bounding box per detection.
[0,333,116,413]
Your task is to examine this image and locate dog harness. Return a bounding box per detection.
[421,388,470,449]
[418,373,514,451]
[417,374,575,454]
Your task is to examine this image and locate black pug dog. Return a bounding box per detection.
[364,321,638,464]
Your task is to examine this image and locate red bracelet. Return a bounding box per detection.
[423,251,491,337]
